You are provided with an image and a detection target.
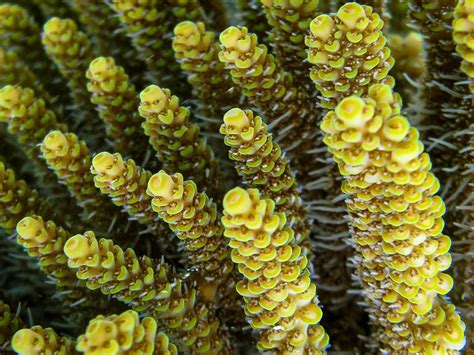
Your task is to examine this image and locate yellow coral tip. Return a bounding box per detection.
[92,152,124,176]
[64,234,90,259]
[147,171,175,200]
[223,108,250,130]
[43,17,68,34]
[16,217,42,240]
[85,319,118,346]
[12,329,44,353]
[336,97,365,124]
[309,15,334,41]
[43,131,68,151]
[89,57,112,76]
[337,3,365,29]
[140,85,166,103]
[0,85,21,110]
[174,21,198,36]
[220,26,244,47]
[223,187,253,216]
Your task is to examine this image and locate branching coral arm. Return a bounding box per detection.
[40,130,124,234]
[453,0,474,96]
[86,57,147,159]
[139,85,220,196]
[173,21,239,120]
[63,231,231,353]
[0,4,61,92]
[260,0,320,88]
[222,187,329,353]
[305,2,395,110]
[42,17,101,137]
[219,25,319,179]
[220,108,311,252]
[147,170,235,300]
[321,83,466,352]
[0,162,44,234]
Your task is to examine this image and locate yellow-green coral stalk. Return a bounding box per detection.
[222,187,329,353]
[90,151,175,255]
[147,170,235,300]
[0,300,23,351]
[139,85,220,196]
[0,49,52,106]
[42,17,100,132]
[260,0,319,88]
[12,326,75,354]
[0,4,59,90]
[86,57,147,159]
[0,86,66,159]
[0,161,43,234]
[453,0,474,96]
[76,310,176,354]
[64,231,231,353]
[220,108,311,251]
[305,2,395,109]
[40,131,124,233]
[219,25,318,175]
[16,216,96,306]
[173,21,239,120]
[110,0,182,89]
[321,83,466,352]
[68,0,141,74]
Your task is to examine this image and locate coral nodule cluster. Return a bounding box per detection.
[0,0,472,354]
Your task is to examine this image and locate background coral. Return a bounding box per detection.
[0,0,471,354]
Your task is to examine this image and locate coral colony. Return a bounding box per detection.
[0,0,472,354]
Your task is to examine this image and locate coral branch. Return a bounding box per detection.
[0,300,23,351]
[306,3,394,109]
[86,57,147,159]
[139,85,220,196]
[260,0,320,88]
[220,108,311,252]
[321,83,466,352]
[64,231,231,353]
[222,187,329,353]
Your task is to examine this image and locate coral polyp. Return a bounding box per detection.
[0,0,471,354]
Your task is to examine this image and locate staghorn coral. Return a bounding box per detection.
[86,57,148,160]
[12,325,75,354]
[0,161,46,234]
[42,17,101,139]
[306,2,395,109]
[139,84,220,196]
[172,21,239,121]
[321,83,466,352]
[147,170,235,301]
[260,0,320,89]
[0,4,61,93]
[0,1,472,353]
[219,25,319,180]
[222,187,329,353]
[220,108,311,252]
[40,130,125,235]
[64,231,231,354]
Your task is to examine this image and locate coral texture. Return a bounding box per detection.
[222,187,329,353]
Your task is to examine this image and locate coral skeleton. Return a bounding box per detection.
[0,1,471,354]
